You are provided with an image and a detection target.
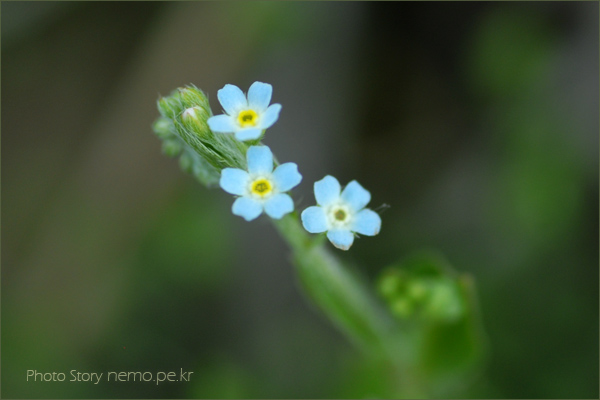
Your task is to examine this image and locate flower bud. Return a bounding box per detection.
[377,265,465,323]
[157,95,181,119]
[161,139,182,158]
[153,117,174,140]
[154,84,249,186]
[181,106,211,139]
[377,269,404,299]
[421,279,464,322]
[179,152,193,173]
[391,297,414,318]
[178,87,211,111]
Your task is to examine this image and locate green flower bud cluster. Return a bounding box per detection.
[377,267,465,323]
[153,85,248,186]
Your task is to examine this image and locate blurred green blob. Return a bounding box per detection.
[161,138,182,157]
[391,297,414,318]
[152,116,174,140]
[377,251,488,396]
[179,151,194,172]
[378,255,465,323]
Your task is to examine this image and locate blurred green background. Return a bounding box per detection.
[2,2,598,398]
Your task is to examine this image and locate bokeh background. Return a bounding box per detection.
[2,2,598,398]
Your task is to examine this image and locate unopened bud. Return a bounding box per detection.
[157,95,181,119]
[391,298,414,318]
[182,107,199,120]
[181,106,211,136]
[153,117,173,140]
[377,265,465,322]
[422,279,464,322]
[179,152,193,173]
[179,86,211,111]
[162,139,182,157]
[377,269,404,299]
[154,84,248,185]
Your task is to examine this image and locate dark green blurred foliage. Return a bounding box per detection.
[466,8,598,399]
[85,187,237,399]
[2,2,597,399]
[377,252,487,397]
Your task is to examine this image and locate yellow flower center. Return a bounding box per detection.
[334,209,347,221]
[237,110,258,128]
[251,178,272,197]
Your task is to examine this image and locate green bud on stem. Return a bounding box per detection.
[153,85,251,186]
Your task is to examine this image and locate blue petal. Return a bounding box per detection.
[341,180,371,211]
[246,146,273,174]
[247,81,272,112]
[264,193,294,219]
[314,175,341,206]
[217,84,247,115]
[352,209,381,236]
[220,168,249,195]
[327,229,355,251]
[301,206,328,233]
[208,114,236,133]
[258,103,282,129]
[272,163,302,192]
[232,197,263,221]
[235,128,262,141]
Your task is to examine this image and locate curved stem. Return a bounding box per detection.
[272,213,410,359]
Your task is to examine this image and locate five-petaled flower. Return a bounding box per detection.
[301,175,381,250]
[208,82,282,141]
[220,146,302,221]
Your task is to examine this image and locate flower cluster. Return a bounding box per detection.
[158,81,382,250]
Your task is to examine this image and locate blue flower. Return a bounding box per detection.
[220,146,302,221]
[301,175,381,250]
[208,82,282,141]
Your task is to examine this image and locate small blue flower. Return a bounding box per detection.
[208,82,282,141]
[220,146,302,221]
[301,175,381,250]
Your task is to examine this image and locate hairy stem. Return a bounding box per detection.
[272,213,408,359]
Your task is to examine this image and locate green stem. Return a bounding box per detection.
[272,213,407,359]
[272,213,430,398]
